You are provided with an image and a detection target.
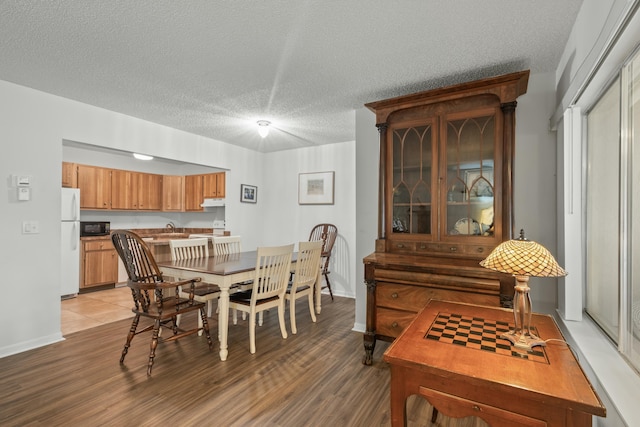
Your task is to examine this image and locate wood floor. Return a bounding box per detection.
[2,293,488,427]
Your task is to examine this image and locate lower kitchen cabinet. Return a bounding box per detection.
[81,237,118,289]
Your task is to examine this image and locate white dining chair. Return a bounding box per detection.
[213,235,254,322]
[170,238,220,334]
[212,235,242,256]
[285,240,323,334]
[229,244,294,354]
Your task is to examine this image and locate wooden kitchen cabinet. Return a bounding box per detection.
[362,71,529,364]
[185,172,225,211]
[77,164,112,209]
[184,174,204,211]
[81,238,118,288]
[111,169,136,209]
[61,162,77,188]
[203,172,225,198]
[136,172,162,210]
[162,175,184,211]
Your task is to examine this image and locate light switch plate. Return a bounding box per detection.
[18,187,30,201]
[22,221,39,234]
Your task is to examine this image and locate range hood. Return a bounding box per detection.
[201,198,225,207]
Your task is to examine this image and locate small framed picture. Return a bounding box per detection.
[240,184,257,203]
[298,171,334,205]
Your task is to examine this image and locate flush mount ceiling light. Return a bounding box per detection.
[133,153,153,161]
[257,120,271,138]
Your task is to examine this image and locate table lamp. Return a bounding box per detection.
[480,229,567,350]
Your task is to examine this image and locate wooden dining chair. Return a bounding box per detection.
[170,238,221,334]
[111,230,212,376]
[229,244,294,354]
[309,223,338,300]
[285,240,323,334]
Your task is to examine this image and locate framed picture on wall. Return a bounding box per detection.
[240,184,257,203]
[298,171,334,205]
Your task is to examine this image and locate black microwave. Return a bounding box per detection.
[80,221,111,237]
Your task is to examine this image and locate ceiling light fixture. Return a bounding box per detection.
[257,120,271,138]
[133,153,153,161]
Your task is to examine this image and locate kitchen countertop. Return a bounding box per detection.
[80,228,224,244]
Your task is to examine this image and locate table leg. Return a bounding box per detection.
[218,285,230,361]
[389,366,408,427]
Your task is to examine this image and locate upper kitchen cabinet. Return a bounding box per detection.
[162,175,184,212]
[110,169,137,210]
[69,162,223,212]
[61,162,77,188]
[185,172,225,211]
[203,172,225,198]
[136,173,162,210]
[77,164,112,209]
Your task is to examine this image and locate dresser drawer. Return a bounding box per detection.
[419,387,547,427]
[377,282,499,311]
[376,282,434,312]
[376,307,416,338]
[388,240,416,253]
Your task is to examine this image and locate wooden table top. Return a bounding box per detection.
[383,300,606,417]
[157,250,298,276]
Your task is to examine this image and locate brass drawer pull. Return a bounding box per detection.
[450,246,457,252]
[397,243,405,248]
[391,322,399,328]
[477,247,484,253]
[391,292,398,299]
[419,244,426,249]
[472,405,480,412]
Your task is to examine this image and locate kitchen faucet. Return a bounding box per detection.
[166,222,175,232]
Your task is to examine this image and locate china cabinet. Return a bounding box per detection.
[362,70,529,364]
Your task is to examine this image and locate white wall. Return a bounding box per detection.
[261,141,357,298]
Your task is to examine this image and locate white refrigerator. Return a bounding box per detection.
[61,188,80,298]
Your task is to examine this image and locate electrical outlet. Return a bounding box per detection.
[22,221,39,234]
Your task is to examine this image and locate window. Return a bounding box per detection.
[585,46,640,372]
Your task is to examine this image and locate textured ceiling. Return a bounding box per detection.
[0,1,583,153]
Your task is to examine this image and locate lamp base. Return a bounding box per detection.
[501,330,546,351]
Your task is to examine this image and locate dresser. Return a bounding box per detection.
[363,71,530,364]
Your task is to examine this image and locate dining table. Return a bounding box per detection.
[157,250,322,361]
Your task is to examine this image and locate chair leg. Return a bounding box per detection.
[324,272,334,300]
[197,309,204,336]
[278,301,288,340]
[307,291,317,323]
[120,314,140,364]
[258,311,264,326]
[199,307,214,350]
[147,319,161,376]
[289,296,297,335]
[249,310,257,354]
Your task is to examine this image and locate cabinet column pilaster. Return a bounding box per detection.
[377,123,388,240]
[501,100,517,239]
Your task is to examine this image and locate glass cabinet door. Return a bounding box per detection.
[444,112,496,238]
[391,124,434,235]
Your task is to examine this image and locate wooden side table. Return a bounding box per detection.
[383,300,606,426]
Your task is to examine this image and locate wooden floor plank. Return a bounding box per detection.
[1,295,488,427]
